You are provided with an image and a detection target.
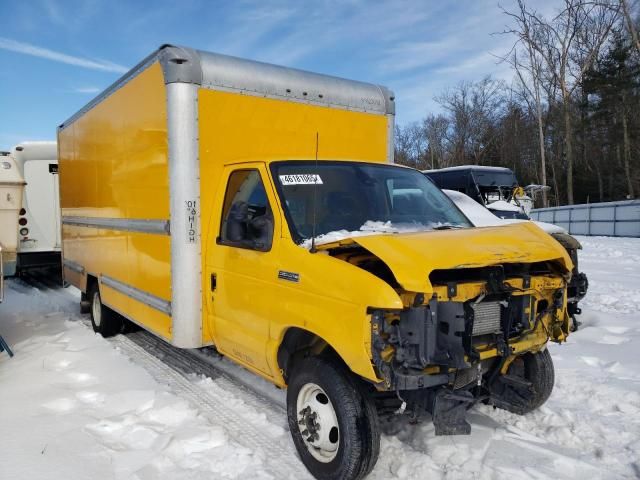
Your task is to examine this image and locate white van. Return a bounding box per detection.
[11,141,61,272]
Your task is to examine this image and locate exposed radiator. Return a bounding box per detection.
[453,366,479,389]
[471,301,502,336]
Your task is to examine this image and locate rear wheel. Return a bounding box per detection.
[89,283,122,337]
[286,357,380,480]
[80,292,91,314]
[490,349,555,415]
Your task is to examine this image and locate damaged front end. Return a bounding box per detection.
[369,262,570,435]
[316,223,574,436]
[550,232,588,321]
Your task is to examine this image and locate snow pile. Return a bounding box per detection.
[579,236,640,264]
[1,236,640,479]
[0,282,276,479]
[577,237,640,315]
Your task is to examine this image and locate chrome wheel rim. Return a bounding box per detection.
[92,291,102,327]
[296,382,340,463]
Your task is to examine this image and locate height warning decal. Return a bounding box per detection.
[279,174,323,185]
[185,200,198,244]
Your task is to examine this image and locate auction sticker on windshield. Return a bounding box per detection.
[279,174,323,185]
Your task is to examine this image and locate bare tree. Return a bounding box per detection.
[394,122,427,168]
[502,0,554,206]
[503,0,620,204]
[394,125,411,165]
[436,76,505,165]
[619,1,640,198]
[423,114,450,169]
[621,0,640,53]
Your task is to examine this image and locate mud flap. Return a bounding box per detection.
[430,389,473,435]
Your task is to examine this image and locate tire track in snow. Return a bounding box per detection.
[123,329,287,423]
[16,273,308,478]
[109,333,311,480]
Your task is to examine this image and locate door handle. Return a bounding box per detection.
[210,273,217,291]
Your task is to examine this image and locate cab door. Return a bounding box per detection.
[205,164,280,376]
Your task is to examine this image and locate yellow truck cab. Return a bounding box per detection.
[58,45,573,480]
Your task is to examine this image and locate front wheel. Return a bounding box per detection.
[286,357,380,480]
[490,349,555,415]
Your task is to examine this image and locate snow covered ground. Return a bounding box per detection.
[1,236,639,479]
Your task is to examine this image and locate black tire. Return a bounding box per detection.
[286,357,380,480]
[80,292,91,314]
[121,318,142,334]
[88,283,122,337]
[492,349,555,415]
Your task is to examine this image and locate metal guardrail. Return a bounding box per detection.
[530,200,640,237]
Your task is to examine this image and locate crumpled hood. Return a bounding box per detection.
[317,222,572,293]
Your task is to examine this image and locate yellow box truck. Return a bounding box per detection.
[59,45,574,480]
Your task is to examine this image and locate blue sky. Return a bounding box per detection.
[0,0,558,151]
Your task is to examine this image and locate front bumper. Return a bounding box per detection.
[551,232,588,313]
[370,274,569,392]
[568,272,588,315]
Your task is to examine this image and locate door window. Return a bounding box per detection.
[219,170,274,251]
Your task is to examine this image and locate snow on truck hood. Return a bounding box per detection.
[315,222,573,293]
[300,221,427,249]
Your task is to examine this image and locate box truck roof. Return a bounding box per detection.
[59,44,395,130]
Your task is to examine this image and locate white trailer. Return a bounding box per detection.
[11,141,61,272]
[0,150,26,277]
